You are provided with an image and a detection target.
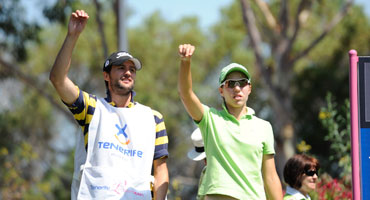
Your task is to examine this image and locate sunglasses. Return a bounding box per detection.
[221,78,250,88]
[304,170,318,177]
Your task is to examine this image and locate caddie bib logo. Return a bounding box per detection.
[115,124,130,145]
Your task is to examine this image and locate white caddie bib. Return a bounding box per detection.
[74,98,156,200]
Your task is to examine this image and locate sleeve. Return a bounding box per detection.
[152,110,169,160]
[195,104,210,143]
[263,121,276,155]
[62,87,97,127]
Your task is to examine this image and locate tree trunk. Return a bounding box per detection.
[240,0,354,176]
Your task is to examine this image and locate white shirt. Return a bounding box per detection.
[284,186,311,200]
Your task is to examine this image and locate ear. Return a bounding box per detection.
[103,71,110,81]
[247,84,252,95]
[218,87,224,97]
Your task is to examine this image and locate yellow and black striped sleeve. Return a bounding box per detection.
[63,88,97,149]
[152,110,169,160]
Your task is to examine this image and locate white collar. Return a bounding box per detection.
[246,107,255,115]
[286,186,311,200]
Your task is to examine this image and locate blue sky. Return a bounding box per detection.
[126,0,370,28]
[23,0,370,29]
[126,0,232,28]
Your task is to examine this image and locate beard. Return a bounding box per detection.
[110,78,134,96]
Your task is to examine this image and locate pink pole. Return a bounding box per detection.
[349,49,360,200]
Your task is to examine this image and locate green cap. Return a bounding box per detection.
[219,63,251,84]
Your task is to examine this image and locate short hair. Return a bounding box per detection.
[104,70,111,97]
[283,154,320,189]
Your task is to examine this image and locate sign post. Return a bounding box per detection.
[349,49,370,200]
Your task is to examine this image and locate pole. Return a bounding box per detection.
[118,0,128,51]
[349,49,360,200]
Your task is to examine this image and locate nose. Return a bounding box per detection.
[233,84,241,91]
[123,69,132,77]
[312,174,318,180]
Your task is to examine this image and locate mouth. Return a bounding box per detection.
[308,181,317,188]
[120,77,132,84]
[234,94,243,100]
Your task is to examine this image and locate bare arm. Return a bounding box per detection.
[177,44,204,122]
[49,10,89,105]
[153,157,169,200]
[262,154,283,200]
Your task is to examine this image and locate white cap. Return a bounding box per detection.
[187,128,206,161]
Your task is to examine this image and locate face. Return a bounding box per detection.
[219,71,251,108]
[299,169,318,195]
[104,60,136,96]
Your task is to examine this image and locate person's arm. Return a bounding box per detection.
[153,157,169,200]
[177,44,204,122]
[49,10,89,105]
[262,154,283,200]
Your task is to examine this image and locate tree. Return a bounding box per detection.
[225,0,355,172]
[0,0,40,61]
[319,94,351,180]
[0,0,97,198]
[292,4,370,177]
[0,0,63,198]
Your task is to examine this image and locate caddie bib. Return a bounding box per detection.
[75,98,156,200]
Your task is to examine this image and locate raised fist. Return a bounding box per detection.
[178,44,195,61]
[68,10,89,36]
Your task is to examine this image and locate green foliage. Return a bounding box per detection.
[0,84,68,199]
[0,0,41,61]
[43,0,77,24]
[293,3,370,176]
[0,142,38,199]
[319,93,351,180]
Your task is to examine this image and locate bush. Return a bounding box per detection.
[319,93,351,179]
[310,173,352,200]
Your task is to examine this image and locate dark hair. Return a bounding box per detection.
[283,154,320,189]
[104,80,110,96]
[104,69,111,97]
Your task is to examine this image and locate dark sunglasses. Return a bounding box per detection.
[304,170,318,176]
[221,78,250,88]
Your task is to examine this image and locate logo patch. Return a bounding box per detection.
[116,52,132,59]
[104,60,110,67]
[115,124,130,145]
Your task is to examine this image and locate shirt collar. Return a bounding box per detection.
[105,90,136,108]
[286,186,311,200]
[222,103,255,120]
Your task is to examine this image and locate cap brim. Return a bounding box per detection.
[187,150,206,161]
[224,68,250,82]
[129,58,142,70]
[111,57,142,71]
[219,63,251,84]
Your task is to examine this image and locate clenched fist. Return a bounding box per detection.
[68,10,89,36]
[178,44,195,61]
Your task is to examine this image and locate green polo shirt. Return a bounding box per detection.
[197,104,275,200]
